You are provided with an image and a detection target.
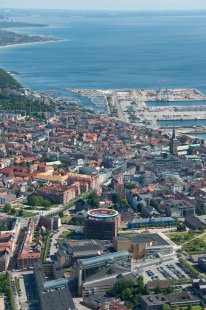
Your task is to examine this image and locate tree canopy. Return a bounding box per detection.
[87,192,100,208]
[0,68,21,89]
[109,276,149,309]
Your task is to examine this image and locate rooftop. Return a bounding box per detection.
[78,251,129,268]
[131,233,169,246]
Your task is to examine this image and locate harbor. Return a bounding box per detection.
[64,88,206,129]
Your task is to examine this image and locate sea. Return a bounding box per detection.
[1,10,206,119]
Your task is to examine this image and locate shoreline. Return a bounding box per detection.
[0,39,62,50]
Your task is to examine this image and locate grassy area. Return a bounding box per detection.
[60,215,71,224]
[198,233,206,242]
[167,231,206,255]
[60,231,83,243]
[166,231,198,245]
[41,232,51,261]
[182,238,206,255]
[179,306,203,310]
[22,210,36,218]
[14,277,20,294]
[13,204,24,209]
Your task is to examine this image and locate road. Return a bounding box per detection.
[11,270,39,310]
[10,272,20,310]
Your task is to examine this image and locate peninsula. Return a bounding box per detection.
[0,20,58,47]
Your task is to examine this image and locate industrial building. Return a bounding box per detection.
[113,233,173,259]
[76,251,132,296]
[57,239,107,267]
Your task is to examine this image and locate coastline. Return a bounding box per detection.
[0,39,63,50]
[0,39,67,49]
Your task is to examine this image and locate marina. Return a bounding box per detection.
[66,88,206,129]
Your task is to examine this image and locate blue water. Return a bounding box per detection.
[1,10,206,91]
[187,133,206,138]
[148,100,206,107]
[52,90,105,111]
[158,119,206,127]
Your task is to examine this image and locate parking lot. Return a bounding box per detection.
[142,261,191,283]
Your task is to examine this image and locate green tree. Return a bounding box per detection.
[59,211,64,218]
[3,203,11,213]
[150,198,159,209]
[27,195,42,206]
[18,209,24,217]
[111,193,121,205]
[10,208,16,215]
[0,224,7,231]
[137,202,144,212]
[125,184,136,190]
[136,275,144,292]
[199,225,205,233]
[162,304,171,310]
[165,286,174,294]
[177,222,186,232]
[42,199,51,209]
[188,230,195,238]
[110,279,134,298]
[15,188,21,198]
[109,275,146,309]
[121,287,132,301]
[121,199,129,208]
[87,192,99,208]
[155,286,162,294]
[142,285,150,295]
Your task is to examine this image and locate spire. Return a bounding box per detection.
[171,127,176,140]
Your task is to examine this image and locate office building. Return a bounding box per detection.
[34,261,75,310]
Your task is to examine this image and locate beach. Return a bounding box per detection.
[0,38,61,49]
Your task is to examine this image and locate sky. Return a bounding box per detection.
[1,0,206,10]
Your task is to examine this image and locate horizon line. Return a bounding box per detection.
[1,7,206,12]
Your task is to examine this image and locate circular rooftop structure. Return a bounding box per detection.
[87,209,119,220]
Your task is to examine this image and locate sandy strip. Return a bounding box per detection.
[0,39,64,50]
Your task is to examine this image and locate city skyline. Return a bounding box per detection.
[1,0,206,10]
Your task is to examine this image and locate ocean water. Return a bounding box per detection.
[1,10,206,92]
[187,133,206,138]
[158,119,206,127]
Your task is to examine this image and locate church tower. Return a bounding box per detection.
[170,127,178,155]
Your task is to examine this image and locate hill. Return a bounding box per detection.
[0,69,55,113]
[0,68,21,89]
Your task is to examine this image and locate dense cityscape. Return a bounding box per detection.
[1,7,206,310]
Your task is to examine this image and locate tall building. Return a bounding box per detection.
[84,209,120,240]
